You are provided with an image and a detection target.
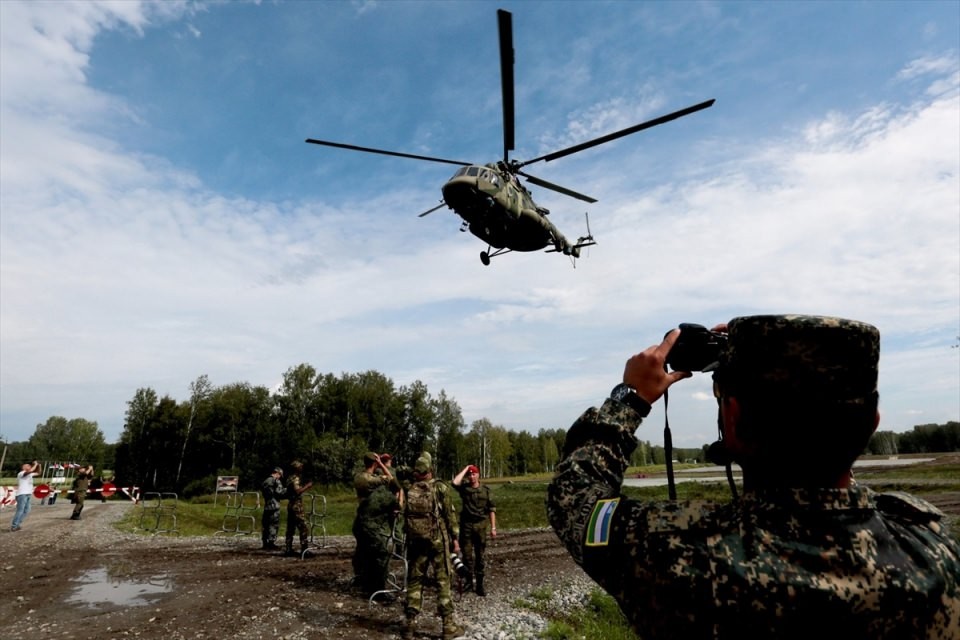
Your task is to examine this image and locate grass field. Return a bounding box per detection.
[97,459,960,640]
[110,459,960,537]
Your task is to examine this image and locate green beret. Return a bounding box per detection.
[717,314,879,402]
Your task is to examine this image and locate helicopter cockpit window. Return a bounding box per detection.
[467,167,480,177]
[453,167,469,178]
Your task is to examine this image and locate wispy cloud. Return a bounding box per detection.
[1,2,957,446]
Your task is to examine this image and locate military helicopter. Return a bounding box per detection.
[306,9,714,266]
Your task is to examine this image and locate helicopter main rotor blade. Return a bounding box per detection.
[518,99,716,167]
[417,202,447,218]
[498,9,515,163]
[305,139,471,167]
[518,170,597,203]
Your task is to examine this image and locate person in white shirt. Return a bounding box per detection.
[11,461,42,531]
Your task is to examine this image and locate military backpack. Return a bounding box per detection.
[405,479,439,541]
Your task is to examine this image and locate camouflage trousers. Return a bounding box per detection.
[262,508,280,545]
[72,492,86,518]
[459,521,489,579]
[285,500,309,549]
[405,538,454,618]
[353,518,392,595]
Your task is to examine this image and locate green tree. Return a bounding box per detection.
[27,416,108,466]
[537,428,565,472]
[206,382,275,487]
[509,430,540,475]
[274,364,322,463]
[434,390,465,477]
[177,375,212,487]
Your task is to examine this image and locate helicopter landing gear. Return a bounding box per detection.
[479,246,511,265]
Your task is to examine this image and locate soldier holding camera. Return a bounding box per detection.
[547,315,960,639]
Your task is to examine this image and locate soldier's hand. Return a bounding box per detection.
[624,329,692,404]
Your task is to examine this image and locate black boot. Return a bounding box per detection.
[475,575,486,597]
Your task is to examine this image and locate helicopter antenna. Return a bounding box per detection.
[418,201,447,218]
[498,9,515,163]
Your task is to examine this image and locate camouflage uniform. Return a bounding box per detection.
[454,481,495,592]
[403,459,462,640]
[284,471,309,553]
[260,469,285,549]
[353,456,401,594]
[547,315,960,639]
[70,466,93,519]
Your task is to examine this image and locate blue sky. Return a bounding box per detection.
[1,0,958,448]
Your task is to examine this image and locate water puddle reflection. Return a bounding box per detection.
[65,567,173,608]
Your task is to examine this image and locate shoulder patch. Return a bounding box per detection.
[585,498,620,547]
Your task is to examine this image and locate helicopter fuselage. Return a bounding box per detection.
[441,163,570,252]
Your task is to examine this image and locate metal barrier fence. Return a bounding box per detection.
[138,492,179,535]
[299,493,338,558]
[216,491,260,536]
[369,517,407,603]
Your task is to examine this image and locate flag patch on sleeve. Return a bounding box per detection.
[585,498,619,546]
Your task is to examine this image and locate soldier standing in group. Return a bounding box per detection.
[260,466,284,550]
[70,464,94,520]
[402,456,465,640]
[452,464,496,596]
[352,452,401,596]
[283,460,313,557]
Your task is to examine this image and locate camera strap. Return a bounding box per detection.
[662,388,677,501]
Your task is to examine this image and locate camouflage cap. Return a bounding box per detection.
[413,456,432,474]
[717,314,879,401]
[273,467,283,475]
[363,451,378,465]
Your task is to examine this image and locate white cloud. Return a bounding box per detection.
[1,4,957,448]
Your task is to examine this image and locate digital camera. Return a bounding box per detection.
[449,552,471,580]
[665,323,728,372]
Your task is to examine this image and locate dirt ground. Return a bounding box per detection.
[0,498,584,640]
[2,455,958,640]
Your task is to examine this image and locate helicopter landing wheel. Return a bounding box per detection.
[480,251,491,266]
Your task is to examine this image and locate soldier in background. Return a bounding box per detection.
[352,452,401,596]
[70,464,94,520]
[548,315,960,639]
[452,464,496,596]
[402,456,464,640]
[283,460,313,557]
[260,466,284,550]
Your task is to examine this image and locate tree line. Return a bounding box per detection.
[2,365,956,494]
[865,422,960,456]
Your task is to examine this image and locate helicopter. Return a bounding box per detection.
[306,9,714,266]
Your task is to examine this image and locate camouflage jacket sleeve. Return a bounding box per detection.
[355,470,401,500]
[437,480,460,541]
[546,398,643,567]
